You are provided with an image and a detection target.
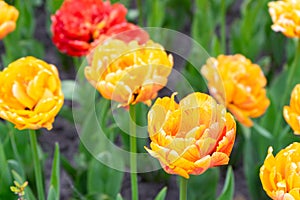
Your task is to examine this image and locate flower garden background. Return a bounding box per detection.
[0,0,300,200]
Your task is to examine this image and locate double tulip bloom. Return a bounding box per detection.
[268,0,300,38]
[51,0,148,56]
[0,57,64,130]
[260,143,300,200]
[201,54,270,127]
[85,39,173,107]
[145,92,236,179]
[284,84,300,135]
[0,0,19,39]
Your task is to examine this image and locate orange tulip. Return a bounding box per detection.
[268,0,300,38]
[260,143,300,200]
[85,39,173,107]
[0,0,19,39]
[201,54,270,127]
[0,57,64,130]
[145,92,236,179]
[283,84,300,134]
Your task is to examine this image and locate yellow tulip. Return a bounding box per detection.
[268,0,300,38]
[283,84,300,135]
[201,54,270,127]
[260,143,300,200]
[0,0,19,39]
[0,57,64,130]
[85,39,173,107]
[145,92,236,179]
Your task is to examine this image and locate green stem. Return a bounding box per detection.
[137,0,143,26]
[130,105,138,200]
[220,0,226,53]
[9,129,23,165]
[274,39,300,143]
[179,177,188,200]
[29,130,45,200]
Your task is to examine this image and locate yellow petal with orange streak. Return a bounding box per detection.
[180,144,200,162]
[164,165,190,179]
[167,137,194,155]
[148,106,167,137]
[185,125,206,140]
[216,129,235,155]
[12,82,35,109]
[177,107,201,134]
[196,137,216,157]
[194,155,211,171]
[210,152,229,166]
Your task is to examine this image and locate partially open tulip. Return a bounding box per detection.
[0,0,19,39]
[283,84,300,134]
[0,57,64,130]
[260,143,300,199]
[85,39,173,107]
[51,0,148,57]
[201,54,270,127]
[145,92,236,179]
[268,0,300,38]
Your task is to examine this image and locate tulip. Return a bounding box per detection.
[283,84,300,135]
[145,92,236,179]
[268,0,300,38]
[201,54,270,127]
[260,142,300,200]
[0,56,64,130]
[85,39,173,107]
[0,0,19,39]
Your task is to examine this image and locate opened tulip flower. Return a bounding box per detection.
[51,0,148,57]
[201,54,270,127]
[260,142,300,199]
[283,84,300,135]
[85,39,173,107]
[0,0,19,39]
[268,0,300,38]
[145,92,236,179]
[0,56,64,130]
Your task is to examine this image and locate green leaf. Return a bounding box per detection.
[187,168,219,200]
[7,160,25,180]
[61,80,76,100]
[87,158,124,199]
[61,155,77,180]
[154,187,167,200]
[0,140,12,194]
[46,0,64,14]
[253,122,273,139]
[116,193,124,200]
[47,186,57,200]
[49,143,60,200]
[217,166,234,200]
[147,0,166,27]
